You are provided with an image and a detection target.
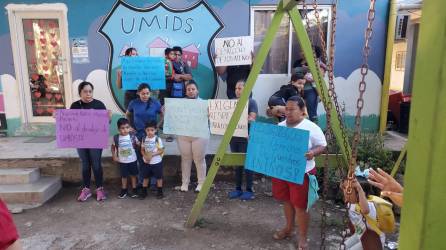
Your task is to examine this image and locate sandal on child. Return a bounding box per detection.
[273,229,292,240]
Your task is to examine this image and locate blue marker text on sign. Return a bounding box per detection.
[245,122,309,184]
[163,98,210,138]
[121,56,166,90]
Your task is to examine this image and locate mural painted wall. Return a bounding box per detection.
[0,0,389,136]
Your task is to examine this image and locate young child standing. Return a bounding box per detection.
[111,118,140,199]
[341,177,387,250]
[140,121,165,199]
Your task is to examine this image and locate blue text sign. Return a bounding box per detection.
[121,56,165,90]
[245,122,309,184]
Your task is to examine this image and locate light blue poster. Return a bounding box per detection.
[98,1,223,111]
[121,56,165,90]
[245,122,309,184]
[163,98,210,138]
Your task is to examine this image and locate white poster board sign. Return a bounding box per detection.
[208,99,248,138]
[214,36,253,66]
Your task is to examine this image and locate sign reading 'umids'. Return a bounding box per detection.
[208,99,248,138]
[214,36,253,66]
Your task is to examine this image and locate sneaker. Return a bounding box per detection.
[77,187,92,202]
[96,187,107,201]
[240,191,255,201]
[166,136,174,142]
[156,191,164,199]
[228,190,243,199]
[130,188,139,198]
[195,184,203,193]
[118,189,128,199]
[139,187,148,200]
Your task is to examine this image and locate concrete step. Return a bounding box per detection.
[0,176,61,205]
[0,168,40,184]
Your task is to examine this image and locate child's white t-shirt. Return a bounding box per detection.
[143,136,164,164]
[278,119,327,173]
[116,134,138,163]
[348,202,385,244]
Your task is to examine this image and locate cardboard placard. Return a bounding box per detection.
[56,109,109,148]
[245,122,309,184]
[214,36,253,66]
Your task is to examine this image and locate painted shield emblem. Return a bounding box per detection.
[99,0,223,111]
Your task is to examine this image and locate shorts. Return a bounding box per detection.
[141,162,163,179]
[272,168,316,209]
[120,161,138,178]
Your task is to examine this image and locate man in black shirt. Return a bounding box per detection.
[216,65,251,99]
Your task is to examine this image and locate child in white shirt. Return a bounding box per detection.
[111,118,140,199]
[140,120,165,199]
[341,177,385,250]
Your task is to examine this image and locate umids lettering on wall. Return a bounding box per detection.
[121,15,194,35]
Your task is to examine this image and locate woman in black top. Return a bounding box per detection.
[70,81,108,202]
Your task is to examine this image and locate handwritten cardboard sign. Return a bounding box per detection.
[208,99,248,138]
[121,56,166,90]
[163,98,210,138]
[245,122,309,184]
[56,109,109,148]
[214,36,253,66]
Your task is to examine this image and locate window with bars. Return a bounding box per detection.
[251,7,331,74]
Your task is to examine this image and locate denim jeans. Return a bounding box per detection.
[77,148,103,188]
[230,138,253,192]
[304,88,319,123]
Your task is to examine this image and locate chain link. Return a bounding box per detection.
[347,0,376,201]
[311,0,351,165]
[301,1,334,249]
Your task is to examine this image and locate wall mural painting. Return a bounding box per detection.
[98,0,224,112]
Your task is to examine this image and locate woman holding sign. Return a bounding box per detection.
[272,95,326,250]
[228,80,258,200]
[126,83,163,185]
[116,47,138,110]
[70,81,109,202]
[175,80,208,192]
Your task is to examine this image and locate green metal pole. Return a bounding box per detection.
[379,0,398,134]
[399,0,446,249]
[390,142,407,177]
[185,1,287,227]
[288,8,351,167]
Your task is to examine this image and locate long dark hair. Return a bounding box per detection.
[287,95,306,109]
[137,83,151,92]
[137,83,152,109]
[78,81,94,95]
[124,47,137,56]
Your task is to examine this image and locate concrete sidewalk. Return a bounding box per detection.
[0,130,406,160]
[0,135,224,159]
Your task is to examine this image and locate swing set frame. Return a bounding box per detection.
[185,0,446,249]
[185,0,349,228]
